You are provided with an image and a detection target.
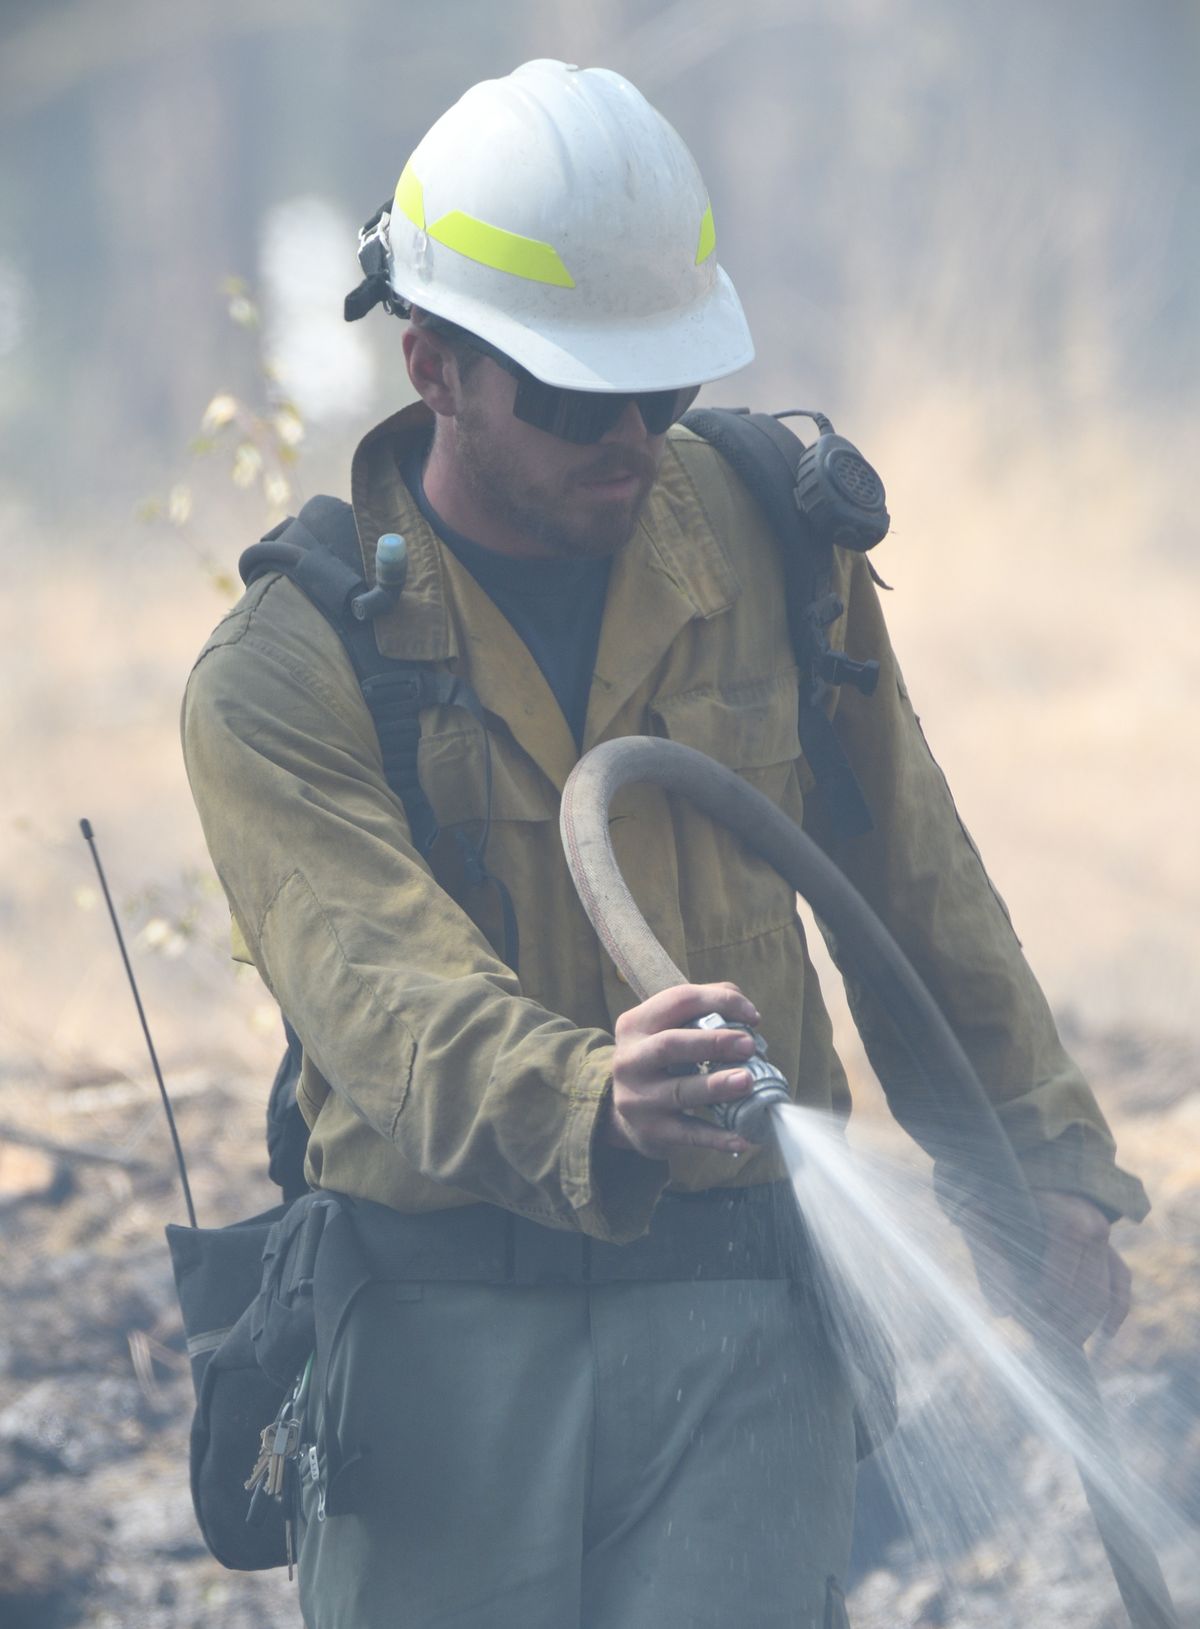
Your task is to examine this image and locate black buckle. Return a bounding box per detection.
[345,202,409,323]
[360,669,427,710]
[356,205,390,279]
[819,652,880,698]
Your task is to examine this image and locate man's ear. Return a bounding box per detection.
[403,326,460,417]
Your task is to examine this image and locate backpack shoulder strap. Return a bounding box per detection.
[683,409,809,550]
[680,408,877,838]
[241,496,366,627]
[238,498,518,972]
[235,501,517,1205]
[238,498,467,857]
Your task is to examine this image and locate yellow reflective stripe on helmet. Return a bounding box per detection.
[394,162,426,230]
[427,211,575,288]
[392,161,575,287]
[696,203,716,266]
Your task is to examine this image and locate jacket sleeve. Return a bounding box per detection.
[811,552,1149,1224]
[180,575,666,1242]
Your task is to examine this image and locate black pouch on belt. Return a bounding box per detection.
[166,1192,344,1570]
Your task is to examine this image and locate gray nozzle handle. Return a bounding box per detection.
[687,1013,791,1144]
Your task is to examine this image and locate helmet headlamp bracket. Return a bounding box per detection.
[344,201,410,323]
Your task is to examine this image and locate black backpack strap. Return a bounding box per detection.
[239,498,520,1198]
[266,1017,307,1201]
[242,498,365,617]
[241,499,456,856]
[238,500,518,969]
[681,408,877,839]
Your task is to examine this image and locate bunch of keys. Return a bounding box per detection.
[246,1407,301,1495]
[245,1360,312,1579]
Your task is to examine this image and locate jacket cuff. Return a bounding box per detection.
[1016,1123,1151,1224]
[561,1052,668,1243]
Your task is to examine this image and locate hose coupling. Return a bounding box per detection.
[688,1012,791,1144]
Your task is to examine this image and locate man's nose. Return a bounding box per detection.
[600,398,654,446]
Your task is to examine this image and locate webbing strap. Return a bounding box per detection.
[681,408,874,838]
[237,504,517,967]
[241,507,452,854]
[359,667,451,855]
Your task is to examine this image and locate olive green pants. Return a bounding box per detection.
[298,1275,856,1628]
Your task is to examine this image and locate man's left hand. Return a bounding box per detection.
[984,1192,1132,1346]
[1030,1192,1131,1345]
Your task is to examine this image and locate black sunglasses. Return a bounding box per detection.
[434,323,699,445]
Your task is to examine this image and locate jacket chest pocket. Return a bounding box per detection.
[649,667,812,806]
[646,669,812,955]
[416,714,559,831]
[415,714,569,968]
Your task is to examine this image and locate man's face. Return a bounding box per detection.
[450,358,668,559]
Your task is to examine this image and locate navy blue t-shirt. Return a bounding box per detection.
[403,441,611,751]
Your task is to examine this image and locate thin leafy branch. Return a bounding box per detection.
[136,278,306,599]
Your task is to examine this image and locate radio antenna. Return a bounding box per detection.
[79,818,198,1229]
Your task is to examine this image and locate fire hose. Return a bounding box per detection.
[560,736,1178,1629]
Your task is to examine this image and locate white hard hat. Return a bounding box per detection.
[350,59,754,392]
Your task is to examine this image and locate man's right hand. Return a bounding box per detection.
[600,982,763,1160]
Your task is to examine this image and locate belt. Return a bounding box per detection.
[338,1182,810,1287]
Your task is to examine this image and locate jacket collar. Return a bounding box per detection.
[349,404,740,791]
[350,401,459,663]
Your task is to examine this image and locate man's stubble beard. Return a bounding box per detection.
[454,403,658,559]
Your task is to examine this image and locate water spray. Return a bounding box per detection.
[559,736,1181,1629]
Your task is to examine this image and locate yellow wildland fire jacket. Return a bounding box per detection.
[182,403,1148,1243]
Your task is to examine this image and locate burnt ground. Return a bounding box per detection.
[0,1021,1196,1629]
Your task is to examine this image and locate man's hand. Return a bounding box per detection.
[1031,1192,1132,1345]
[983,1191,1132,1347]
[600,982,763,1160]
